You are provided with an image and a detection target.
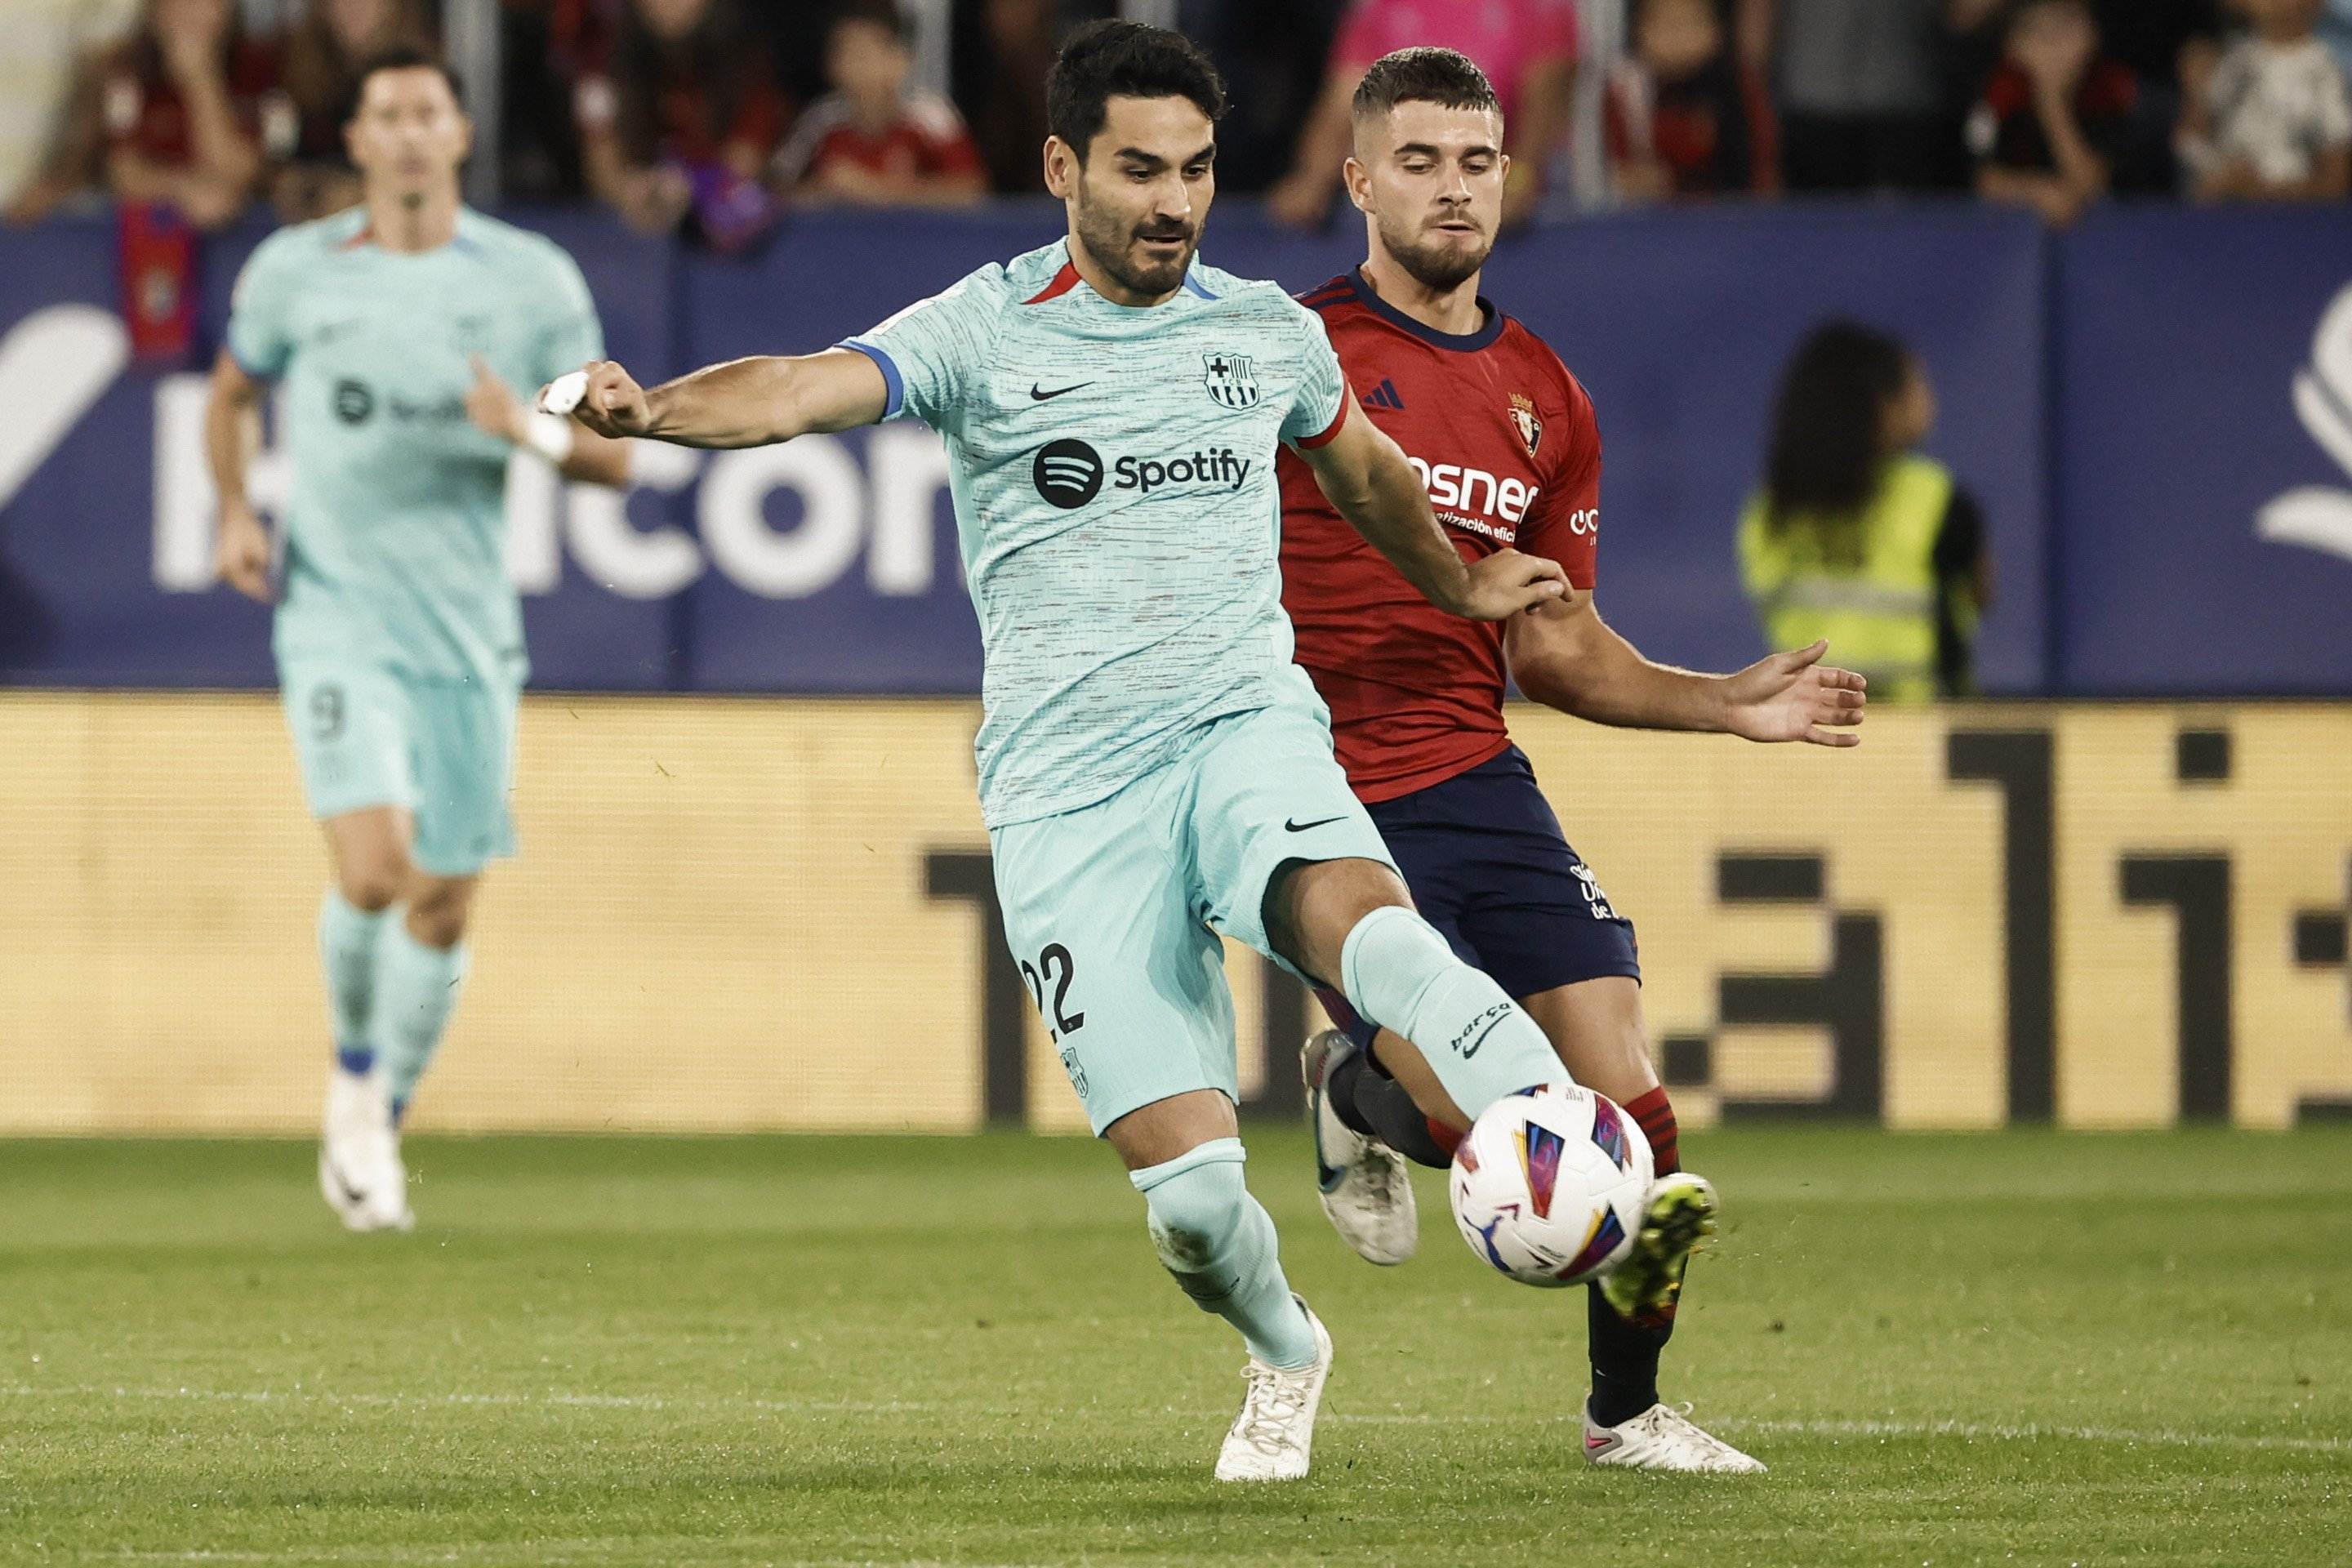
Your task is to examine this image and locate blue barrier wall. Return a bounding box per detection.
[1,203,2346,694]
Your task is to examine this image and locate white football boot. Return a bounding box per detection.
[1300,1031,1417,1266]
[1584,1403,1767,1473]
[318,1063,412,1232]
[1214,1297,1334,1483]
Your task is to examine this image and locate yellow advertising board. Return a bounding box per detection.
[2,694,2347,1134]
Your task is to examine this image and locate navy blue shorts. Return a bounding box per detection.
[1321,746,1641,1051]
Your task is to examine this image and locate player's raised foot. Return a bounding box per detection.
[319,1063,412,1233]
[1215,1297,1334,1483]
[1584,1402,1766,1473]
[1600,1170,1717,1324]
[1301,1030,1417,1266]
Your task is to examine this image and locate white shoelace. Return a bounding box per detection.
[1232,1364,1312,1456]
[1635,1403,1748,1463]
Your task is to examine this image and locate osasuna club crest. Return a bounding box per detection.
[1509,392,1544,457]
[1203,352,1260,409]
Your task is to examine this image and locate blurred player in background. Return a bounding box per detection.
[1278,47,1867,1473]
[547,21,1606,1484]
[205,47,631,1232]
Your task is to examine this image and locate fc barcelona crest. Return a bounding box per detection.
[1203,352,1260,409]
[1509,392,1544,457]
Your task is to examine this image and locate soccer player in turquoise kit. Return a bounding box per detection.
[205,48,631,1232]
[550,21,1656,1482]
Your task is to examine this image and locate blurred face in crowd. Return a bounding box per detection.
[1348,99,1507,292]
[150,0,232,51]
[347,65,470,208]
[1048,95,1216,304]
[829,18,911,110]
[634,0,713,45]
[325,0,399,55]
[2007,0,2097,85]
[1638,0,1723,80]
[2241,0,2323,42]
[1882,359,1937,452]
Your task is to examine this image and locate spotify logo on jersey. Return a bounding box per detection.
[1032,438,1104,510]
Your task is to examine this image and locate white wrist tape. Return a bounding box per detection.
[523,411,577,466]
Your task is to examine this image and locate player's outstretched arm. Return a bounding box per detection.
[1506,593,1868,746]
[1297,399,1567,621]
[541,349,889,450]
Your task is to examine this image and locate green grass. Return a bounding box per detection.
[2,1128,2347,1567]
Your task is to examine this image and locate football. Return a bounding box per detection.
[1449,1084,1655,1288]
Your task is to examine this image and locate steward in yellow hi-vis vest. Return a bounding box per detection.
[1737,323,1988,702]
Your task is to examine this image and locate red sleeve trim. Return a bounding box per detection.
[1294,386,1351,450]
[1024,262,1081,305]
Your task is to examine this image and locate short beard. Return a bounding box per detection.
[1074,189,1196,300]
[1378,213,1491,292]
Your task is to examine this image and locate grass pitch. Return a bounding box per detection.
[2,1127,2346,1566]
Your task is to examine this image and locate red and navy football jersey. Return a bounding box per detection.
[1277,270,1602,803]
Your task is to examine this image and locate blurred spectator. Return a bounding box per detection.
[96,0,293,231]
[1178,0,1348,194]
[1,0,140,223]
[2179,0,2352,203]
[1742,0,1954,191]
[773,0,985,208]
[1739,323,1989,703]
[2328,0,2352,87]
[2090,0,2221,95]
[1267,0,1582,229]
[1968,0,2141,225]
[952,0,1058,194]
[274,0,431,220]
[575,0,786,241]
[1606,0,1776,200]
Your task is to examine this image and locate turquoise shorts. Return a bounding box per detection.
[278,658,519,877]
[988,697,1400,1136]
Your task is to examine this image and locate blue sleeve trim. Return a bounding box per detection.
[839,340,905,421]
[1183,272,1218,301]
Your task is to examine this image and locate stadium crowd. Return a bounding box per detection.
[4,0,2349,236]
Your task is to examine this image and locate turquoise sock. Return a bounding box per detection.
[318,889,386,1074]
[1339,905,1565,1121]
[376,916,468,1117]
[1130,1138,1316,1370]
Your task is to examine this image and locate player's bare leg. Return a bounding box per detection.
[317,807,416,1233]
[1106,1090,1331,1482]
[1521,978,1759,1474]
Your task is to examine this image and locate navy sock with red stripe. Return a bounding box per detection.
[1327,1044,1457,1169]
[1586,1086,1685,1428]
[1624,1085,1681,1174]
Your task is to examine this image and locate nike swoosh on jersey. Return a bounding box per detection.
[1031,381,1092,400]
[1285,815,1344,832]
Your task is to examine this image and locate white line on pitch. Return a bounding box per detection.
[6,1384,2342,1455]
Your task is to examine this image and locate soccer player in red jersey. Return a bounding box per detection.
[1276,47,1867,1474]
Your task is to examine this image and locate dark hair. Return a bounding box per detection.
[345,45,464,122]
[1352,47,1502,122]
[1046,20,1226,162]
[831,0,911,44]
[1762,321,1916,559]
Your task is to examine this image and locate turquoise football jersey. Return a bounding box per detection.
[226,208,605,685]
[844,241,1350,827]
